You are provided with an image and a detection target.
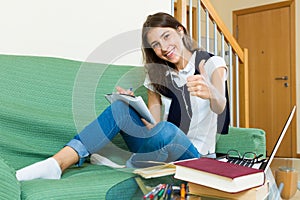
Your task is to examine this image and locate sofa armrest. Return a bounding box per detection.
[216,126,266,159]
[0,156,21,200]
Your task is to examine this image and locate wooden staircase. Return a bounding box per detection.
[173,0,249,128]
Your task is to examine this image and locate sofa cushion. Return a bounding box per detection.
[20,164,135,200]
[216,126,266,158]
[0,156,21,200]
[105,177,139,200]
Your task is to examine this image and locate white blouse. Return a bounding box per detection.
[144,51,227,155]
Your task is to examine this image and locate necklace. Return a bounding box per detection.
[168,67,192,120]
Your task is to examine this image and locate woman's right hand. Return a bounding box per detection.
[115,86,134,96]
[116,86,155,129]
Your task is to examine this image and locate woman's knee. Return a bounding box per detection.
[109,100,132,120]
[151,121,184,142]
[155,121,178,131]
[110,100,128,111]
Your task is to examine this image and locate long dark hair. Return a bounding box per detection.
[141,12,196,93]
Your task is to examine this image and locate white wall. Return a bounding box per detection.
[0,0,171,66]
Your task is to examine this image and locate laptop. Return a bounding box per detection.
[218,105,296,173]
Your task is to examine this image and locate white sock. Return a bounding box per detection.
[16,157,62,181]
[90,154,125,168]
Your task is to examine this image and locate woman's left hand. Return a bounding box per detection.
[187,59,227,114]
[186,60,212,100]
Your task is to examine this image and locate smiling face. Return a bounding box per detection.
[146,27,192,70]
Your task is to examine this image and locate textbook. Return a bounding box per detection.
[174,158,265,193]
[105,93,156,124]
[133,161,176,179]
[133,158,198,179]
[188,181,269,200]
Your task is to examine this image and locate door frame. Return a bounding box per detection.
[233,0,297,157]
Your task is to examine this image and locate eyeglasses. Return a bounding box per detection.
[225,149,265,168]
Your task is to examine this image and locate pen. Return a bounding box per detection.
[128,87,134,96]
[166,185,172,200]
[162,184,169,199]
[164,185,172,200]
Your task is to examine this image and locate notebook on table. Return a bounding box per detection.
[218,105,296,173]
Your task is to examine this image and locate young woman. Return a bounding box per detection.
[16,12,227,181]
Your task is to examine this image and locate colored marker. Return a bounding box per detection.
[157,184,166,199]
[143,184,162,199]
[151,184,165,199]
[180,183,186,199]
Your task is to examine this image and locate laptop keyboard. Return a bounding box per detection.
[227,157,255,167]
[217,157,262,169]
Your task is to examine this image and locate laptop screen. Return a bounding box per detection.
[263,105,296,173]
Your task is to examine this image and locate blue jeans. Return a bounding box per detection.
[66,100,201,167]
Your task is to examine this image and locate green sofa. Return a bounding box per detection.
[0,54,266,200]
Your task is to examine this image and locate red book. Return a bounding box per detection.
[174,158,265,193]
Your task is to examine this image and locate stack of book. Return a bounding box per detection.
[174,158,269,199]
[187,182,269,200]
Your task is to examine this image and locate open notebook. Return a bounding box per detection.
[218,105,296,173]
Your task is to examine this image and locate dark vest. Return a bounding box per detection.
[158,50,230,134]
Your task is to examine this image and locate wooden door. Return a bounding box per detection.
[233,2,296,157]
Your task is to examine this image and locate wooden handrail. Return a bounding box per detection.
[200,0,244,63]
[176,0,244,63]
[243,48,249,128]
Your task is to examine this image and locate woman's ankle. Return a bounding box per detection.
[53,146,80,172]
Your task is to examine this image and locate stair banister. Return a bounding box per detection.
[173,0,250,128]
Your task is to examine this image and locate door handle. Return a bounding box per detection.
[275,76,288,80]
